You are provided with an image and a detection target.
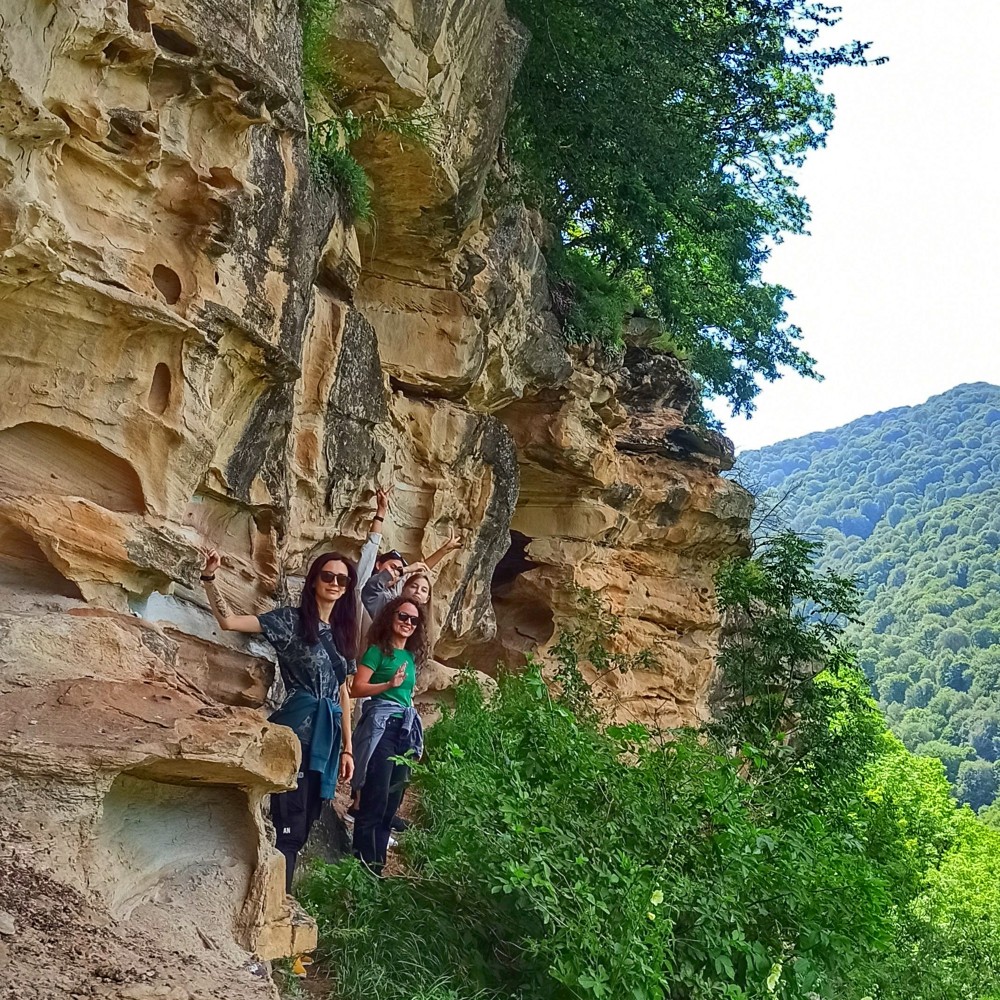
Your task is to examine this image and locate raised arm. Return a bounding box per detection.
[201,549,263,634]
[423,525,463,571]
[357,485,393,584]
[369,484,393,537]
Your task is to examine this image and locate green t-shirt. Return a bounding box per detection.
[360,645,416,708]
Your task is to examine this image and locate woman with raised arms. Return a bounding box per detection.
[201,548,357,892]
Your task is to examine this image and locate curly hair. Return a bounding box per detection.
[367,594,430,669]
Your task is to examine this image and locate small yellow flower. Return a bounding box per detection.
[650,889,664,906]
[646,911,656,921]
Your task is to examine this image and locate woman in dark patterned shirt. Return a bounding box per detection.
[201,548,357,891]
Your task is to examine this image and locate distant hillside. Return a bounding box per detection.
[737,383,1000,807]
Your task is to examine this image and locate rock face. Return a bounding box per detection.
[0,0,751,995]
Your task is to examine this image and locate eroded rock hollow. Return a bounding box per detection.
[0,0,751,995]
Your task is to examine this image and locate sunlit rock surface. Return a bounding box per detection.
[0,0,750,994]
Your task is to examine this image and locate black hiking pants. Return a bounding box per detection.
[352,717,411,875]
[271,751,323,893]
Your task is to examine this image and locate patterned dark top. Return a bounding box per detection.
[257,606,356,742]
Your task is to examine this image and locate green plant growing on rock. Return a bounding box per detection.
[548,585,657,718]
[299,0,339,101]
[308,120,373,221]
[298,0,440,221]
[299,0,372,217]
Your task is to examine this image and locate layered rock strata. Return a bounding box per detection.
[0,0,750,995]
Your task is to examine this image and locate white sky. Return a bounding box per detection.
[714,0,1000,452]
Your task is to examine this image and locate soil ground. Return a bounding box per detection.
[0,829,276,1000]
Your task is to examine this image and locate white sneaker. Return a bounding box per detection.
[387,835,398,850]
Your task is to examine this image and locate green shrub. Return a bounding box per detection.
[298,860,505,1000]
[303,669,897,999]
[546,244,643,349]
[299,534,1000,1000]
[299,0,338,101]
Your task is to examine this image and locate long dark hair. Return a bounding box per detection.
[299,552,358,659]
[367,594,429,669]
[401,570,433,612]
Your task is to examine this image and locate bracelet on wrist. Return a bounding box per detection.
[342,750,353,757]
[372,515,384,523]
[200,574,216,582]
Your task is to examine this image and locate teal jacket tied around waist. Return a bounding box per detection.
[269,689,343,800]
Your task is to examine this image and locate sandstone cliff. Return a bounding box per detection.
[0,0,751,996]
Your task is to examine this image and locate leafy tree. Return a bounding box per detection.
[879,672,910,703]
[977,802,1000,829]
[713,531,860,747]
[955,759,999,811]
[505,0,881,414]
[904,678,936,710]
[968,716,1000,763]
[937,628,971,654]
[938,660,972,693]
[915,740,975,783]
[736,383,1000,804]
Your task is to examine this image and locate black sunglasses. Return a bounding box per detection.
[319,570,350,587]
[396,611,420,625]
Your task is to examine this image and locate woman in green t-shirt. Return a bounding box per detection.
[350,595,429,872]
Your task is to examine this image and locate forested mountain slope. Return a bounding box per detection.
[737,382,1000,807]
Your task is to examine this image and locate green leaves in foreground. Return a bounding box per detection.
[300,534,1000,1000]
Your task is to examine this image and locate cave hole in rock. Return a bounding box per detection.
[148,363,172,414]
[91,774,257,937]
[152,263,181,304]
[214,63,256,93]
[151,23,199,57]
[149,63,190,102]
[492,530,540,589]
[0,521,83,599]
[0,423,146,513]
[103,39,142,64]
[205,167,242,193]
[101,109,146,153]
[127,0,151,32]
[488,530,555,657]
[264,91,289,114]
